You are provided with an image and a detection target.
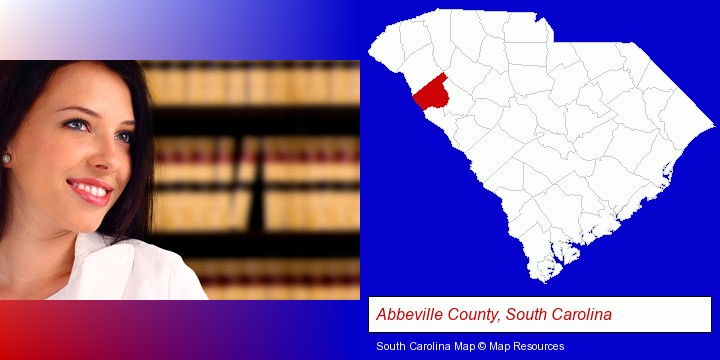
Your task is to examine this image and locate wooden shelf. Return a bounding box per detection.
[146,232,359,258]
[152,106,359,135]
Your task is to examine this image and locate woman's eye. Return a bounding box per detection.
[116,132,133,144]
[64,119,89,131]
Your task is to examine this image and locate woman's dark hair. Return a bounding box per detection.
[0,61,154,241]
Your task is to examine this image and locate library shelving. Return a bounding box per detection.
[140,61,360,300]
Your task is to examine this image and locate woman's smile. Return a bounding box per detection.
[67,177,114,206]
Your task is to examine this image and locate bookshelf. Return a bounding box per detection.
[141,61,360,300]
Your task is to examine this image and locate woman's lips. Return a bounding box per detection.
[67,179,113,206]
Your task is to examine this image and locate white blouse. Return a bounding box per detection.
[46,232,208,300]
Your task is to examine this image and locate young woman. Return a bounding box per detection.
[0,61,207,299]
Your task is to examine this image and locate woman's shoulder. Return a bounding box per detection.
[78,232,208,299]
[118,237,183,263]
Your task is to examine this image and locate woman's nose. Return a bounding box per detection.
[88,136,121,172]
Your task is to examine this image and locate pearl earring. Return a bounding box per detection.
[1,154,10,163]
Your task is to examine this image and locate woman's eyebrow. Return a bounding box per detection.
[56,106,135,125]
[56,105,100,118]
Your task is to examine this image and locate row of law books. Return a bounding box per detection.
[141,60,360,107]
[184,257,360,300]
[155,136,235,183]
[152,189,360,232]
[154,136,360,184]
[152,135,360,233]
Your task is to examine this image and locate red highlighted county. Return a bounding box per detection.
[412,73,449,111]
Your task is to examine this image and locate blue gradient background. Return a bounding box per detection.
[0,0,359,59]
[0,0,717,359]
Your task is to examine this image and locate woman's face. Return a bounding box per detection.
[5,62,135,234]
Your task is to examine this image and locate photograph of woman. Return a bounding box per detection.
[0,61,208,299]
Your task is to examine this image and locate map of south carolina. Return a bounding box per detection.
[369,9,714,283]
